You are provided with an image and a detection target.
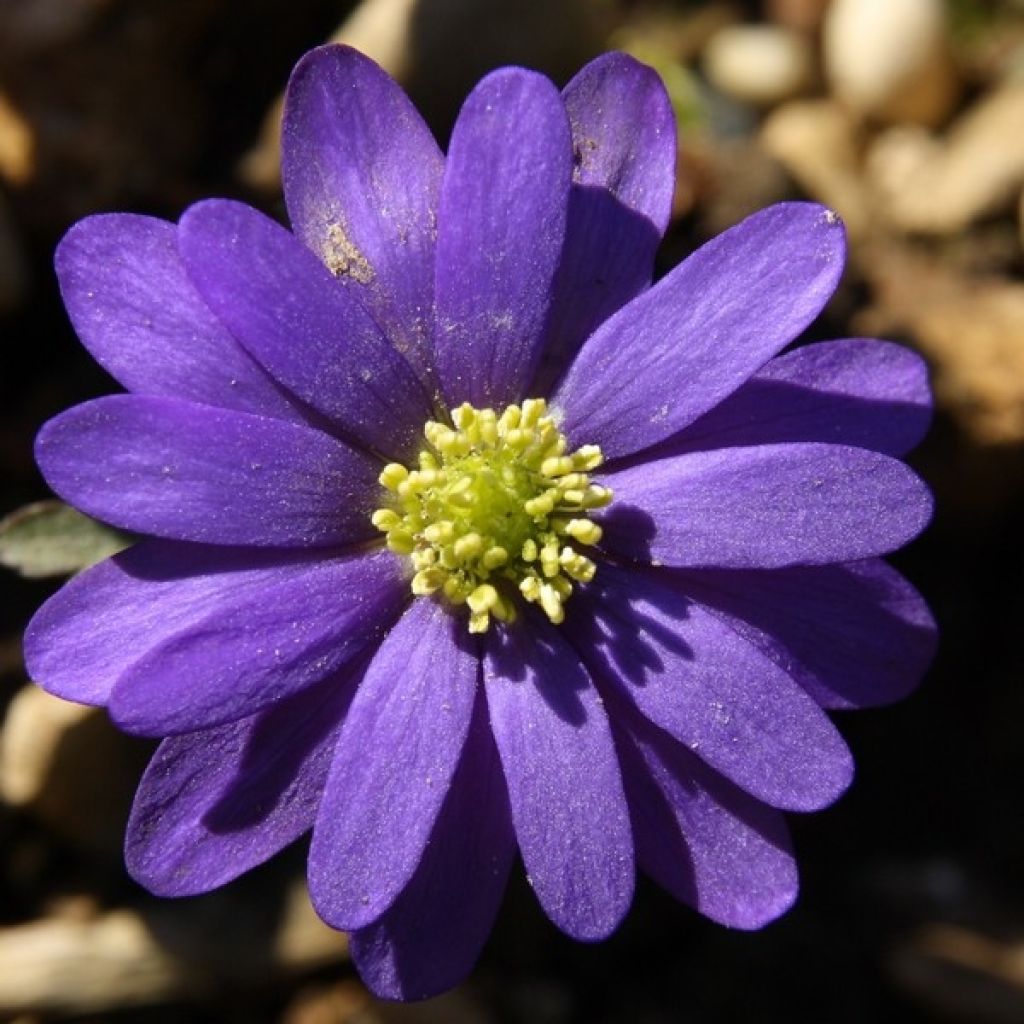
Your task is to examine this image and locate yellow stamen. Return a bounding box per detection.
[370,398,610,632]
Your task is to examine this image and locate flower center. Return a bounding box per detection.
[372,399,612,633]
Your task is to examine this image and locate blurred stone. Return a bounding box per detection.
[0,687,93,807]
[0,882,347,1016]
[823,0,960,126]
[0,909,187,1015]
[335,0,419,80]
[0,685,148,854]
[857,243,1024,445]
[868,86,1024,235]
[891,923,1024,1024]
[611,4,740,64]
[761,98,871,237]
[703,24,815,107]
[0,92,34,186]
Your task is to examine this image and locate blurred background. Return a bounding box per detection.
[1,0,1023,1020]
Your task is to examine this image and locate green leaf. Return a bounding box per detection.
[0,501,131,578]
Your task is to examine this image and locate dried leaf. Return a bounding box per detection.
[0,500,130,578]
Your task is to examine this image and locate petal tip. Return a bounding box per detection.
[712,877,800,932]
[793,742,855,813]
[287,41,380,86]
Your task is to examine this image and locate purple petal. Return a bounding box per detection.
[678,559,937,709]
[108,550,406,736]
[36,395,379,547]
[125,660,364,897]
[568,563,852,811]
[350,695,516,1001]
[25,541,327,707]
[434,68,571,408]
[483,616,633,940]
[55,215,306,422]
[309,600,479,931]
[179,200,431,459]
[554,203,848,460]
[615,708,797,929]
[650,339,933,459]
[533,52,676,394]
[562,52,675,233]
[282,45,444,384]
[600,442,932,568]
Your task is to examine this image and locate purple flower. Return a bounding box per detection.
[25,46,936,1000]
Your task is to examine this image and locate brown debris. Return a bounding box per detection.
[891,923,1024,1024]
[0,686,149,855]
[867,86,1024,235]
[0,882,347,1017]
[857,243,1024,445]
[823,0,960,127]
[0,92,34,186]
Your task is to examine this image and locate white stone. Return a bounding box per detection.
[0,884,346,1016]
[867,86,1024,233]
[0,685,92,808]
[824,0,959,125]
[703,24,815,107]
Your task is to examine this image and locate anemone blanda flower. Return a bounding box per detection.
[25,45,936,1000]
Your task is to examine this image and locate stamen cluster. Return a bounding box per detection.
[372,399,611,633]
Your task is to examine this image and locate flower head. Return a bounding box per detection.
[26,46,936,1000]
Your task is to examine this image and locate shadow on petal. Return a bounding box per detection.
[202,657,366,834]
[570,566,696,692]
[486,614,590,727]
[608,379,932,471]
[535,185,664,398]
